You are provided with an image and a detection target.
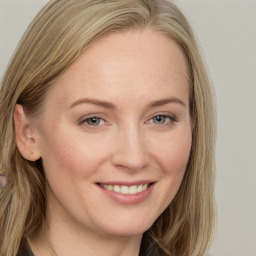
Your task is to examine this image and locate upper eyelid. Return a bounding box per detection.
[78,114,106,123]
[147,115,176,123]
[147,112,177,120]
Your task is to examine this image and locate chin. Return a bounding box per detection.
[95,216,155,237]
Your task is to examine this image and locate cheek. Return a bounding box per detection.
[41,125,114,186]
[152,128,192,206]
[153,128,192,174]
[39,128,108,182]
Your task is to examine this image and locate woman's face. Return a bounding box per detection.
[34,30,192,237]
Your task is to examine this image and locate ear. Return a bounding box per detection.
[14,104,41,161]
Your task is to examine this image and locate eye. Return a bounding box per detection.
[147,114,177,125]
[152,115,168,124]
[78,116,107,127]
[86,117,104,126]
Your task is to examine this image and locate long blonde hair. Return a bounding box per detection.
[0,1,216,255]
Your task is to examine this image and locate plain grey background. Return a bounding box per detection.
[1,1,256,256]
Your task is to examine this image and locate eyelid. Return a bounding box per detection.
[77,114,110,127]
[146,112,177,122]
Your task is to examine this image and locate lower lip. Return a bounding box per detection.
[97,184,155,205]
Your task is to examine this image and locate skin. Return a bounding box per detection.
[15,29,192,256]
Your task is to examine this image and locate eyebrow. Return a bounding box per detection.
[147,97,186,108]
[68,97,186,110]
[69,98,116,109]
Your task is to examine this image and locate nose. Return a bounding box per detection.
[111,125,150,171]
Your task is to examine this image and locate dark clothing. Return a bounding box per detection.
[139,232,166,256]
[17,240,34,256]
[17,232,166,256]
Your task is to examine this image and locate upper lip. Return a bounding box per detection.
[96,180,155,186]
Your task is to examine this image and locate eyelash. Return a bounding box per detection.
[146,114,177,126]
[78,113,177,129]
[78,115,109,129]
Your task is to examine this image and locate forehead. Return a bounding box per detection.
[44,29,189,109]
[65,29,188,81]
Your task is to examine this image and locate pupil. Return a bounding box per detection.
[89,118,99,125]
[155,115,165,123]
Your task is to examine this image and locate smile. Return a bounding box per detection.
[99,183,150,195]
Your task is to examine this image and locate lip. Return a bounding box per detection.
[96,181,155,205]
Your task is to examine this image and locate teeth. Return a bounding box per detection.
[102,184,149,194]
[142,184,147,191]
[137,185,143,193]
[129,185,137,194]
[121,186,129,194]
[113,185,121,193]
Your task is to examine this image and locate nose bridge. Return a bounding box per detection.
[111,122,149,171]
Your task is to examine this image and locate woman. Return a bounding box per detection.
[0,0,216,255]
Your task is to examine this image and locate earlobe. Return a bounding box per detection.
[14,104,41,161]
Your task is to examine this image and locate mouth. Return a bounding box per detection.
[97,182,154,195]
